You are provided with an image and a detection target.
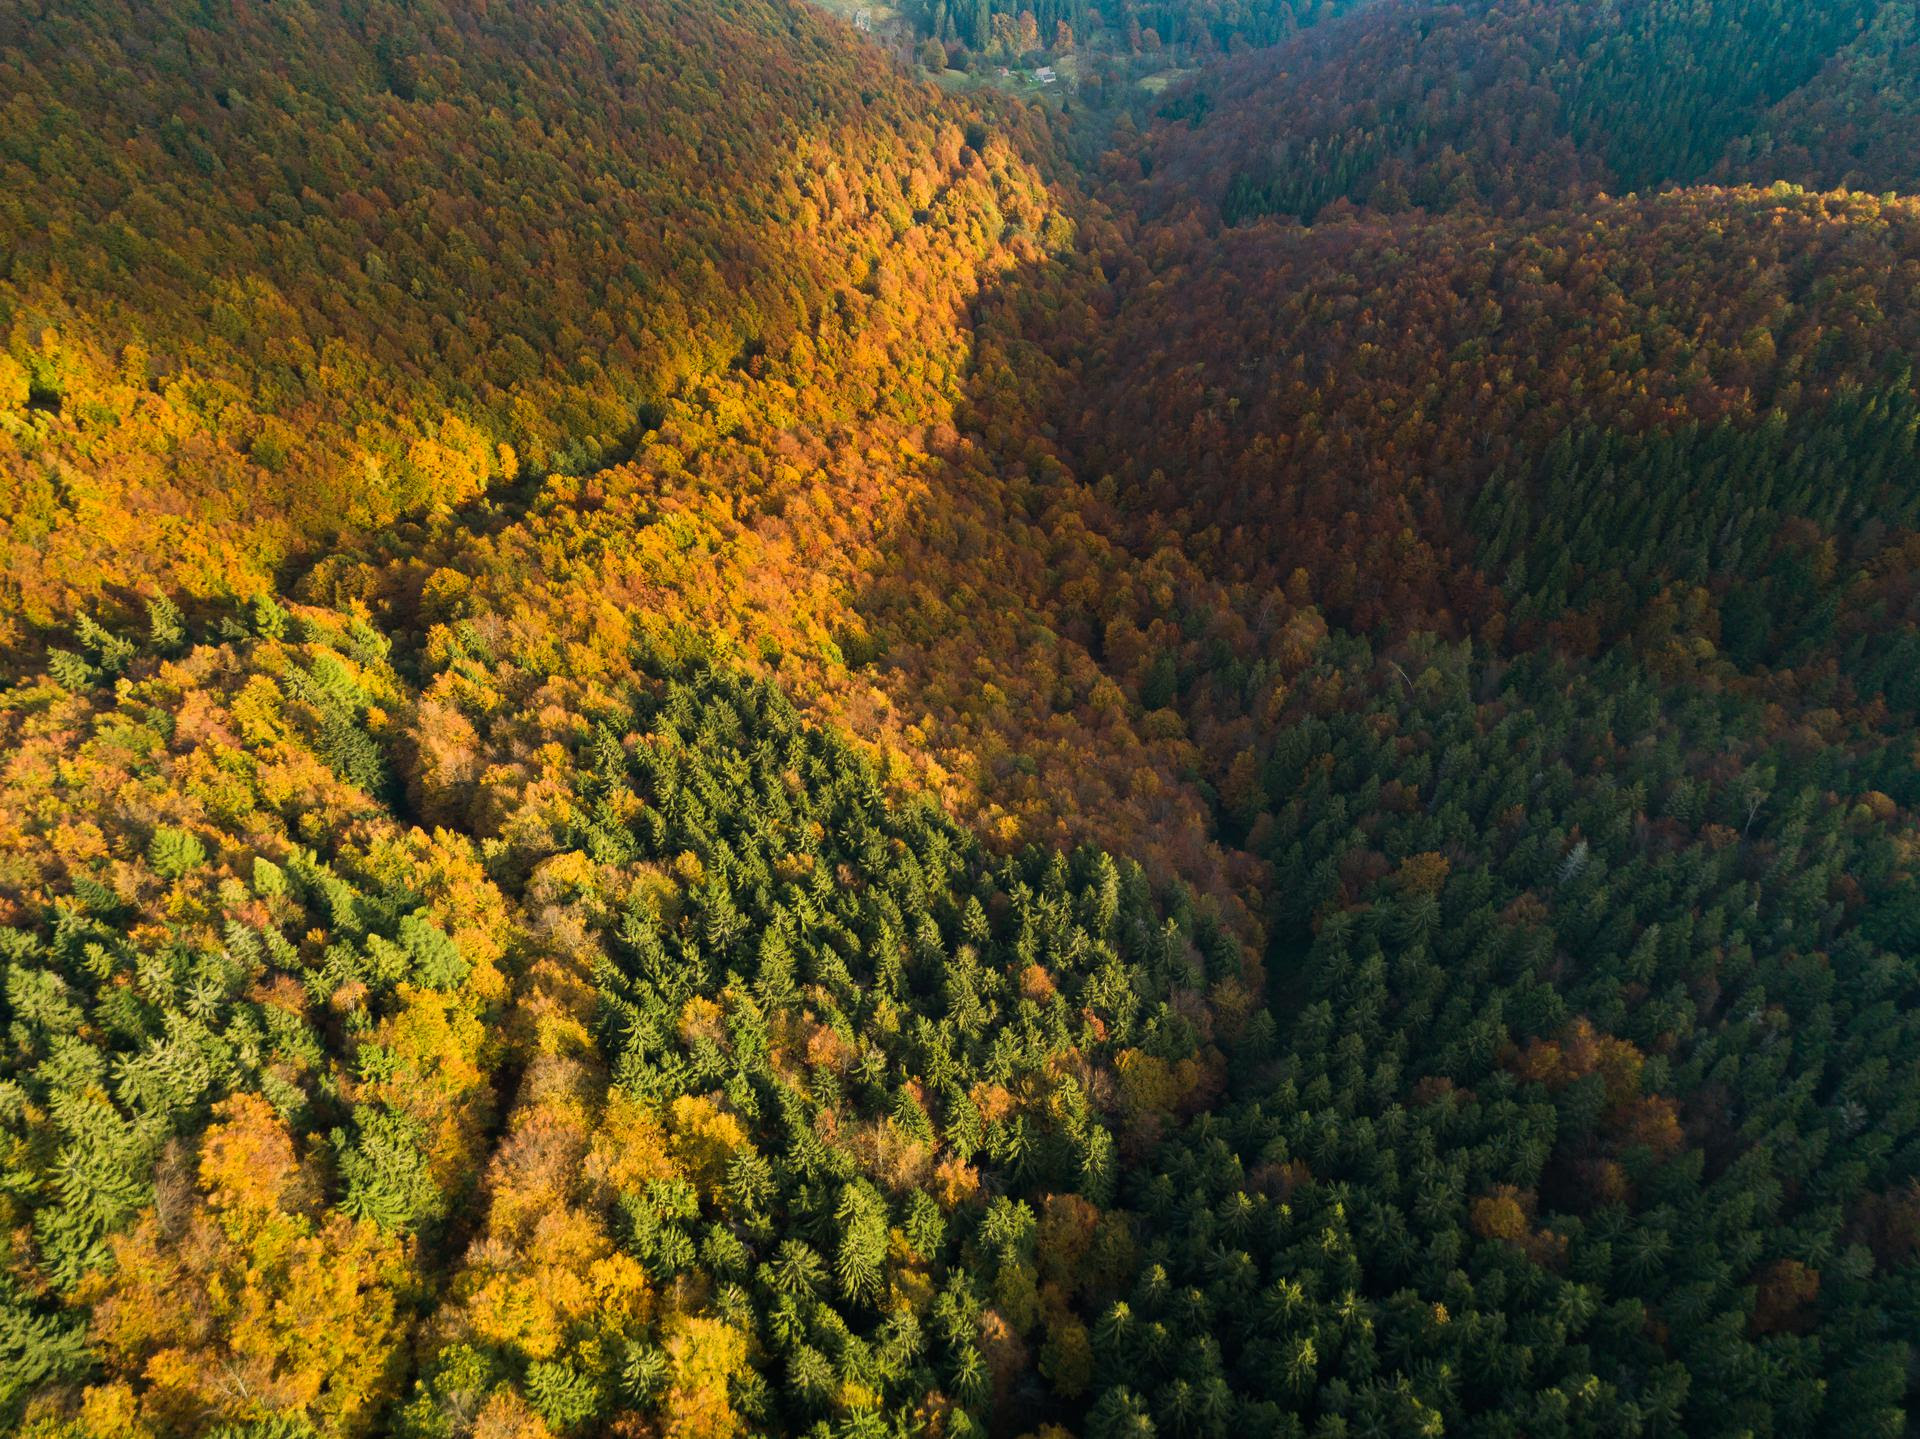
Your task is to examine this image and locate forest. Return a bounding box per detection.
[2,0,1919,1435]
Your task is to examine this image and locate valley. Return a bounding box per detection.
[2,2,1918,1435]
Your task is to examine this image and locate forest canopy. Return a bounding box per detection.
[3,0,1920,1435]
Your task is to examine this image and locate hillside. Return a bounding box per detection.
[1135,0,1915,224]
[0,0,1254,910]
[998,180,1920,1433]
[0,0,1054,633]
[1060,185,1920,640]
[4,0,1920,1436]
[1721,0,1920,193]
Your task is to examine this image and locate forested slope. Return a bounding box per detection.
[1134,0,1920,225]
[1059,186,1920,640]
[1720,0,1920,194]
[4,0,1920,1435]
[0,0,1053,633]
[0,0,1255,915]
